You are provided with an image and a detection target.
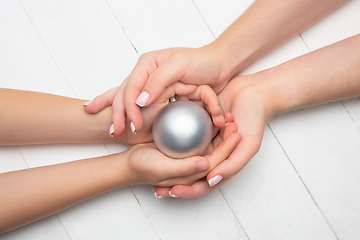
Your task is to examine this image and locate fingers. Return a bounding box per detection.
[125,52,186,134]
[156,82,197,105]
[138,56,190,107]
[154,156,210,185]
[110,80,129,136]
[224,111,234,123]
[154,178,230,199]
[187,85,225,128]
[83,87,118,114]
[206,121,237,155]
[83,80,129,137]
[153,186,172,198]
[206,136,261,187]
[206,130,242,169]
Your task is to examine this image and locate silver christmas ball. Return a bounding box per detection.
[153,100,213,158]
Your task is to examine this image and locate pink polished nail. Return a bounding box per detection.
[208,175,223,187]
[109,124,114,137]
[136,91,150,107]
[130,121,136,133]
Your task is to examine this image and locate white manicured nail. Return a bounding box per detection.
[155,192,163,199]
[130,121,136,133]
[109,124,114,137]
[83,100,92,107]
[169,191,179,198]
[136,91,150,107]
[208,175,223,187]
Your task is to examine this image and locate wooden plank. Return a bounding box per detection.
[270,103,360,239]
[56,188,160,240]
[131,185,248,240]
[0,0,74,97]
[106,0,215,54]
[0,147,28,174]
[300,0,360,51]
[0,216,70,240]
[221,127,337,240]
[343,98,360,130]
[18,0,139,100]
[193,0,254,38]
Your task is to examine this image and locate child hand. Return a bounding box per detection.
[123,122,241,187]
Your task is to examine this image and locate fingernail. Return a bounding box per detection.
[169,191,179,198]
[220,114,225,123]
[130,121,136,133]
[208,175,223,187]
[197,161,208,171]
[109,124,114,137]
[83,100,92,107]
[136,91,150,107]
[155,192,163,199]
[186,84,194,87]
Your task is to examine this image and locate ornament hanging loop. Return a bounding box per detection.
[169,94,179,103]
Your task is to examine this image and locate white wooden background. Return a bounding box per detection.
[1,0,360,239]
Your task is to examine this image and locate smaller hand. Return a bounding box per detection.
[124,122,241,187]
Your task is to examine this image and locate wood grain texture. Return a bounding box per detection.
[1,0,359,239]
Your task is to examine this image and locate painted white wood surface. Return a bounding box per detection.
[0,1,359,239]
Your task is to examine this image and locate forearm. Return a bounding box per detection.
[0,153,129,233]
[210,0,347,80]
[0,89,126,145]
[262,34,360,114]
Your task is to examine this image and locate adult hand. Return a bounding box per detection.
[86,82,227,145]
[154,75,276,198]
[85,45,232,136]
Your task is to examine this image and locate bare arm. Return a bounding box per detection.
[264,33,360,113]
[86,0,347,136]
[0,124,240,233]
[0,89,121,145]
[0,86,241,232]
[215,0,348,79]
[0,153,129,233]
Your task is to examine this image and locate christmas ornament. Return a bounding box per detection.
[153,98,213,158]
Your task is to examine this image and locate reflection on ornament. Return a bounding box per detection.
[153,100,213,158]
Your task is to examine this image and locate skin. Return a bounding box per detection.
[155,33,360,198]
[0,86,241,233]
[85,0,348,197]
[85,0,347,136]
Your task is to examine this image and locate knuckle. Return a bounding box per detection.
[231,165,243,176]
[147,73,165,91]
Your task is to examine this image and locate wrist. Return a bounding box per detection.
[222,73,284,120]
[109,151,134,188]
[208,28,270,82]
[90,105,128,143]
